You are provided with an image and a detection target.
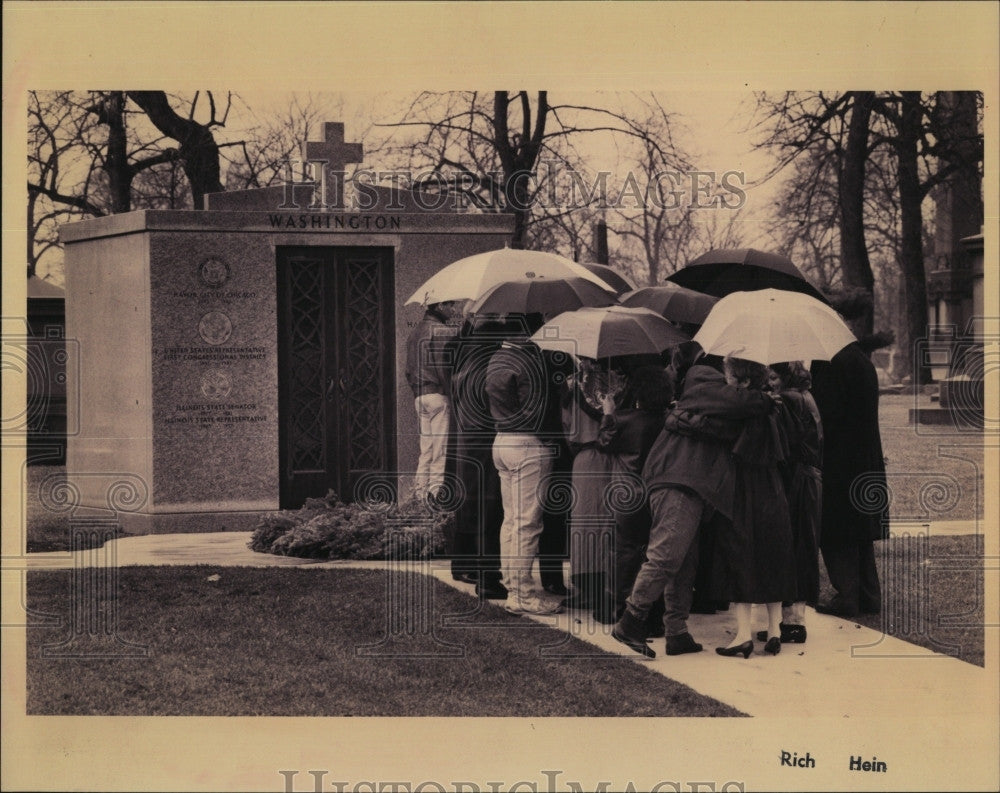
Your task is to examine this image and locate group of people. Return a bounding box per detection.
[405,298,888,659]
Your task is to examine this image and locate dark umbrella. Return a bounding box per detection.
[467,276,617,317]
[666,247,829,303]
[531,306,690,359]
[577,263,635,295]
[619,284,719,325]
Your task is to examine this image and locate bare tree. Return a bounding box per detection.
[27,90,246,280]
[753,90,983,381]
[222,93,349,191]
[377,90,715,256]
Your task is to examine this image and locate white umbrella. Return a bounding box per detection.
[531,305,690,360]
[405,248,615,305]
[693,289,856,364]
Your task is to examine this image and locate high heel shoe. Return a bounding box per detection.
[764,637,781,655]
[715,640,753,659]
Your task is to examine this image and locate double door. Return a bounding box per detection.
[277,246,395,508]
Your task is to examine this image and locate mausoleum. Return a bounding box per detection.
[61,123,513,532]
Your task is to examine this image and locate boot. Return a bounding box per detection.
[612,609,655,658]
[665,632,703,656]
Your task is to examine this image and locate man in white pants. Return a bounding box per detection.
[485,332,563,616]
[405,301,460,504]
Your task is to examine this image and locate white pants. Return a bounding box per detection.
[492,433,552,601]
[414,393,450,498]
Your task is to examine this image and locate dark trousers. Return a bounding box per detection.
[538,441,572,588]
[605,502,651,610]
[821,539,882,614]
[450,435,503,584]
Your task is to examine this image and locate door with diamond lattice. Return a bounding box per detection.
[277,247,396,508]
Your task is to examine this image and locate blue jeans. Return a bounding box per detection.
[492,433,552,601]
[626,487,705,637]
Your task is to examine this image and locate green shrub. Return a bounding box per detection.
[249,491,450,561]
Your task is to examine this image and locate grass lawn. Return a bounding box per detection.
[819,534,985,667]
[21,394,988,685]
[26,566,745,717]
[878,394,985,522]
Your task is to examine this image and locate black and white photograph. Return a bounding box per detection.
[3,2,997,791]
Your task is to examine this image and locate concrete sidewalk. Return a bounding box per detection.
[23,525,993,719]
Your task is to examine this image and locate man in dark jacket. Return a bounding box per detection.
[405,302,460,503]
[810,342,888,617]
[612,363,775,658]
[445,317,509,597]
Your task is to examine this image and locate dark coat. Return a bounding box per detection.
[810,343,889,546]
[405,307,457,397]
[642,365,774,520]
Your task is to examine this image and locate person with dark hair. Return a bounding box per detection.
[612,356,777,659]
[711,356,797,658]
[810,342,888,617]
[485,316,565,615]
[591,364,673,627]
[559,358,623,612]
[757,361,823,644]
[445,315,510,598]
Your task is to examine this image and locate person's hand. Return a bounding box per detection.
[600,392,616,414]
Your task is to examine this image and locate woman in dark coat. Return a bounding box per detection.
[711,356,797,657]
[560,358,623,609]
[809,342,888,616]
[766,361,822,643]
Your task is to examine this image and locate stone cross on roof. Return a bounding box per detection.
[302,122,364,209]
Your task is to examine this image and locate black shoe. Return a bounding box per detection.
[612,610,655,658]
[756,623,807,644]
[715,640,753,659]
[543,581,569,597]
[665,632,703,656]
[452,571,479,585]
[815,602,859,618]
[475,582,507,600]
[764,636,781,655]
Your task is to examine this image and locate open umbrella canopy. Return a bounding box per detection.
[666,247,829,304]
[531,305,690,360]
[619,284,719,325]
[576,262,635,295]
[405,248,612,305]
[467,276,617,317]
[693,289,856,365]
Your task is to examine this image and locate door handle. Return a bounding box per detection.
[326,376,337,400]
